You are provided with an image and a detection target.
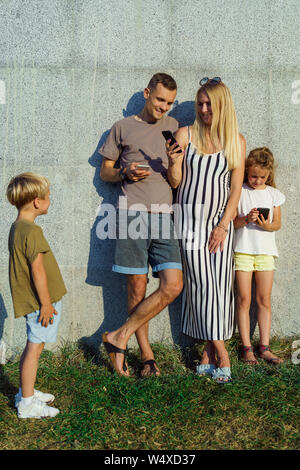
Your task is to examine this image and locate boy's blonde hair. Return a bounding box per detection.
[191,81,241,170]
[245,147,276,188]
[6,172,50,209]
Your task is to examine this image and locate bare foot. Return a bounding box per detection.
[140,359,160,377]
[259,345,283,364]
[103,332,130,376]
[241,346,258,365]
[200,342,217,366]
[217,350,231,369]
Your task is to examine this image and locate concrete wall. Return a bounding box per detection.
[0,0,299,358]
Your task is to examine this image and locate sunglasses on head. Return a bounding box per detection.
[199,77,221,86]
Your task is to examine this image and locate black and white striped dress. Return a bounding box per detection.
[175,139,234,340]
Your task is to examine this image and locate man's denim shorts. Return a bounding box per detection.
[25,300,62,344]
[112,210,182,277]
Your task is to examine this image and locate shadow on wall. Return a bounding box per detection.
[0,294,16,406]
[82,90,258,353]
[0,295,8,343]
[82,92,195,352]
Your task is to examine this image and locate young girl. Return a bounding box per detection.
[233,147,285,365]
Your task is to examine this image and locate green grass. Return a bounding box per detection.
[0,336,299,450]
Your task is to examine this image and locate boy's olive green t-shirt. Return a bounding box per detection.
[8,219,67,318]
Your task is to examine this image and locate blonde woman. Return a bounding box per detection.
[167,78,246,383]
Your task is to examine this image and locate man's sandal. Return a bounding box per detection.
[102,332,129,375]
[241,345,258,365]
[258,344,284,365]
[140,359,159,377]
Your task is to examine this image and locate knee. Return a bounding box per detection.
[25,341,44,358]
[128,278,147,303]
[256,294,271,310]
[237,294,251,311]
[160,277,183,303]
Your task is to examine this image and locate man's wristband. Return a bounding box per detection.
[245,216,249,225]
[119,167,127,182]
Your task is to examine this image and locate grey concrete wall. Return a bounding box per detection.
[0,0,299,358]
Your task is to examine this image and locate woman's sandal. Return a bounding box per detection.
[258,344,284,365]
[211,367,232,384]
[102,332,129,375]
[241,345,258,365]
[196,363,216,377]
[140,359,159,377]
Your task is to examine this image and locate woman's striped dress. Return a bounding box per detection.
[175,141,235,340]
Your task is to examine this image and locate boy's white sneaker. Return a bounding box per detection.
[15,389,55,408]
[17,396,60,419]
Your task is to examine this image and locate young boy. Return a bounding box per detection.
[7,172,67,419]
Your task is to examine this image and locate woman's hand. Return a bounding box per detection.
[165,140,184,164]
[208,226,228,253]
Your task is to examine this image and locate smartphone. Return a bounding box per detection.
[257,207,270,219]
[136,164,150,169]
[162,130,181,153]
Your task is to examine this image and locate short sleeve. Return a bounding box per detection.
[25,226,50,264]
[273,189,285,207]
[98,122,122,162]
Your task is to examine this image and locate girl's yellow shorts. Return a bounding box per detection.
[234,252,275,272]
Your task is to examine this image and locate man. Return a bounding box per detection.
[99,73,183,376]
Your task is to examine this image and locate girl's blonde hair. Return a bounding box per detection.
[245,147,276,188]
[6,172,50,209]
[191,81,241,170]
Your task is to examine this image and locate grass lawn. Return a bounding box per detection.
[0,336,299,450]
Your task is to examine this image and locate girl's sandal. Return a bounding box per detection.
[258,344,284,365]
[241,345,258,365]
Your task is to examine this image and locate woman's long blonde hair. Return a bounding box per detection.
[191,81,241,169]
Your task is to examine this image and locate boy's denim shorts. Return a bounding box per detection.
[25,300,62,344]
[112,210,182,277]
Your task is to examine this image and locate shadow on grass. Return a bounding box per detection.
[0,365,18,413]
[77,337,160,378]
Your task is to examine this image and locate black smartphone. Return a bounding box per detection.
[162,130,181,153]
[257,207,270,219]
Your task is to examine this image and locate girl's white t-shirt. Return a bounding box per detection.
[234,184,285,257]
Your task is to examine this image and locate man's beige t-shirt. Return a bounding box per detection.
[99,115,178,212]
[8,219,67,318]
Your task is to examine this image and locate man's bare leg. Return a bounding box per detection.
[127,274,160,376]
[106,269,183,375]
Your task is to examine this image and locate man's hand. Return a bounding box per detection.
[125,162,151,182]
[38,303,58,328]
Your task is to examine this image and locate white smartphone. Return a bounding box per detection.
[136,164,150,169]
